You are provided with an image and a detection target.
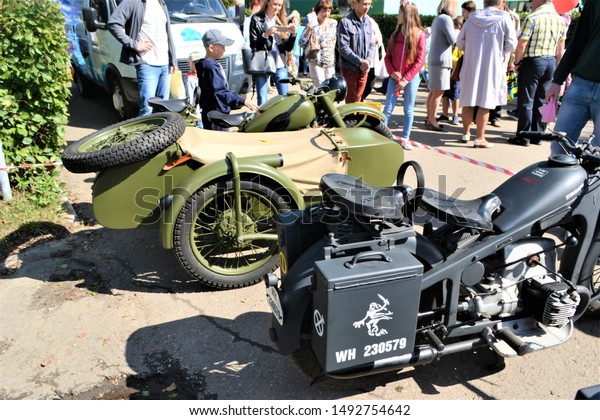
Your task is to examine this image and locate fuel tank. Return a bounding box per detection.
[243,92,317,132]
[492,155,587,233]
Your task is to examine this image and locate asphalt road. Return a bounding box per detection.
[0,83,598,402]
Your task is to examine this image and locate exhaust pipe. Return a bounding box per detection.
[326,337,487,380]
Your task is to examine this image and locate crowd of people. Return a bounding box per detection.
[108,0,597,153]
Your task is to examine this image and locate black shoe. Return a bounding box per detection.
[490,120,501,127]
[508,136,529,146]
[437,114,450,122]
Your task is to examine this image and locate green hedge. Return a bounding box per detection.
[0,0,71,205]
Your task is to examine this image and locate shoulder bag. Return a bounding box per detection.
[242,48,278,76]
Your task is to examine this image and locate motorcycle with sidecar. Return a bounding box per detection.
[61,106,405,289]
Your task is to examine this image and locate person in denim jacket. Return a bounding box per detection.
[337,0,376,103]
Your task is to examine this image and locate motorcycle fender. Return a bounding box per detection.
[159,154,305,249]
[337,103,386,122]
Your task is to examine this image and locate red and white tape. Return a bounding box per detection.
[400,137,515,177]
[0,162,63,172]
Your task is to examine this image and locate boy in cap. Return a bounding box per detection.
[196,29,258,130]
[185,51,202,127]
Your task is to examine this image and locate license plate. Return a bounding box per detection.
[266,286,284,326]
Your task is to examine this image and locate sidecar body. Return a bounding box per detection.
[89,125,404,288]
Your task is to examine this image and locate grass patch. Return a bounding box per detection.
[0,190,71,260]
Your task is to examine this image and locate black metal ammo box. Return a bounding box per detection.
[311,247,423,373]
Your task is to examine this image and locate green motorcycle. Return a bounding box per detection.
[152,75,394,140]
[61,82,403,290]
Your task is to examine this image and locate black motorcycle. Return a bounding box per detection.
[265,131,600,388]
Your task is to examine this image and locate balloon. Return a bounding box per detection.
[553,0,579,14]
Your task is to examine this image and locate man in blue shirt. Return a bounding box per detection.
[196,29,258,130]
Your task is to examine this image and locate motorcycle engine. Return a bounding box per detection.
[465,238,580,327]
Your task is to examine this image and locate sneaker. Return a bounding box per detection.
[460,134,470,143]
[507,109,518,120]
[400,138,413,150]
[452,116,460,125]
[436,114,450,122]
[473,139,493,148]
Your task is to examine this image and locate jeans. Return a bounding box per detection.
[550,77,600,154]
[383,74,420,139]
[516,56,556,133]
[136,63,171,116]
[255,66,289,106]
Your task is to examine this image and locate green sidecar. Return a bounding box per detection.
[62,113,405,289]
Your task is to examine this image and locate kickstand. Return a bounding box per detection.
[488,353,506,372]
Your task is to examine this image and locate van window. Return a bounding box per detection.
[165,0,227,16]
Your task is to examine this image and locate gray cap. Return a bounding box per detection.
[202,29,235,47]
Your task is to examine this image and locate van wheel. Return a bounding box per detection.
[61,113,185,173]
[111,76,137,120]
[73,66,99,98]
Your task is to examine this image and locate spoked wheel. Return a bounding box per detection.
[342,115,395,141]
[173,179,291,289]
[61,112,185,173]
[578,237,600,317]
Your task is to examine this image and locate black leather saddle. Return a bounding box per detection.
[419,188,501,231]
[207,110,253,128]
[148,97,188,113]
[319,174,410,220]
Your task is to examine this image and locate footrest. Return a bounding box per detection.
[482,318,573,358]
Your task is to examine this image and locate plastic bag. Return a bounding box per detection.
[170,69,186,99]
[539,98,558,123]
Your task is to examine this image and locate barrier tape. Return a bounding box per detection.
[401,136,515,177]
[0,162,63,172]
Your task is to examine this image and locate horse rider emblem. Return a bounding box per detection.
[353,294,393,336]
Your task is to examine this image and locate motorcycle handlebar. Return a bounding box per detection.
[518,131,600,169]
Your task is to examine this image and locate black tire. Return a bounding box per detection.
[110,75,137,120]
[290,312,399,390]
[73,66,99,98]
[173,179,291,289]
[578,235,600,317]
[61,112,185,173]
[342,115,395,141]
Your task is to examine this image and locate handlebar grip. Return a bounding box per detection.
[495,328,532,356]
[517,131,556,141]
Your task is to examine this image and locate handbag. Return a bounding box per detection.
[242,48,277,76]
[507,69,518,101]
[305,31,320,60]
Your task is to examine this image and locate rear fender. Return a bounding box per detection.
[337,103,386,122]
[160,153,305,249]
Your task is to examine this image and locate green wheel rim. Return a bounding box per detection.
[76,117,168,153]
[189,187,280,276]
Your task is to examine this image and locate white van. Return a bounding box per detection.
[70,0,250,119]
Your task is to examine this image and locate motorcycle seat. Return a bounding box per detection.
[319,173,409,220]
[419,188,501,231]
[208,110,253,128]
[148,98,188,113]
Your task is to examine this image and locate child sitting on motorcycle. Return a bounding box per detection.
[196,29,259,130]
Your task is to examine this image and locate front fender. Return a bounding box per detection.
[337,102,386,122]
[160,153,305,249]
